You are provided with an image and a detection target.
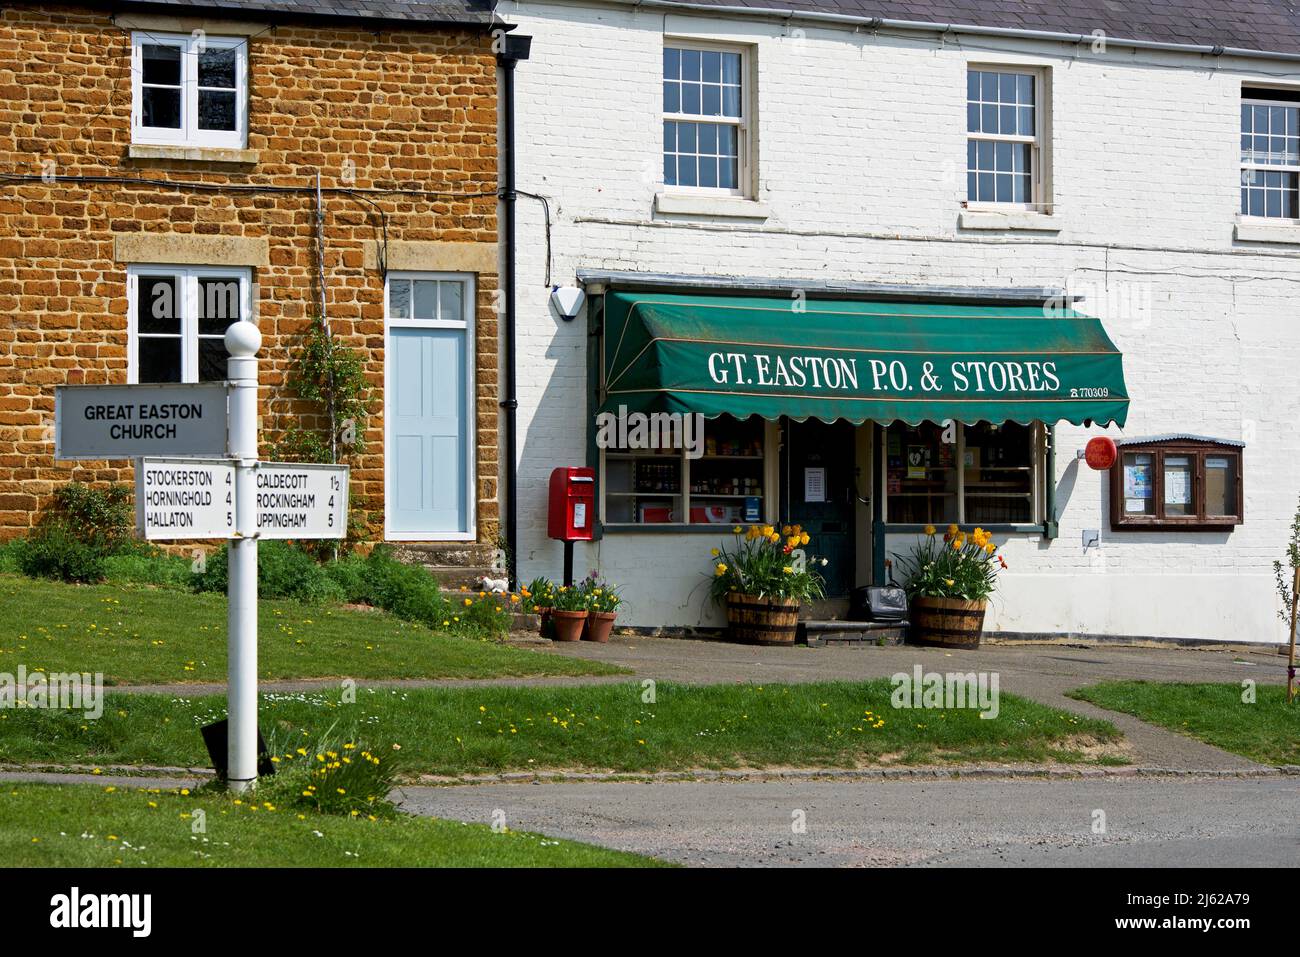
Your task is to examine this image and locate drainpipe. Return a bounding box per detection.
[498,34,532,587]
[1044,424,1059,539]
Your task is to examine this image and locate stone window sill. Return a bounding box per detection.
[959,209,1061,232]
[1234,219,1300,244]
[654,192,770,219]
[128,143,259,165]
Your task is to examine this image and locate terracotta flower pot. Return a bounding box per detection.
[909,596,987,649]
[583,610,617,643]
[551,609,587,642]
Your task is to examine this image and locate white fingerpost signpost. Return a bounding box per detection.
[225,319,261,793]
[53,319,349,794]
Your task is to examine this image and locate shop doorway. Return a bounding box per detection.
[783,419,856,598]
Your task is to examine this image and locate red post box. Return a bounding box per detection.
[548,466,595,541]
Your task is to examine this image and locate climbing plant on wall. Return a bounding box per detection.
[272,318,373,548]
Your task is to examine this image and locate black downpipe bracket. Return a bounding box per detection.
[498,34,532,587]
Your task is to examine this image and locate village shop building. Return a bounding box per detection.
[505,0,1300,644]
[0,0,505,563]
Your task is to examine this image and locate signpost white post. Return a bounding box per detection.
[54,324,349,792]
[225,321,261,793]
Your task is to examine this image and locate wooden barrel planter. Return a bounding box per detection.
[909,596,987,649]
[726,592,800,646]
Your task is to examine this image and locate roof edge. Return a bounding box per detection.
[561,0,1300,63]
[109,0,505,32]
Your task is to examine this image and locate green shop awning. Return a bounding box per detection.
[600,292,1129,427]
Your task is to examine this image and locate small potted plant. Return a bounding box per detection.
[524,576,556,638]
[893,524,1006,649]
[549,583,588,642]
[707,524,826,646]
[580,575,621,643]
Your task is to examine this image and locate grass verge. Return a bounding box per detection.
[0,574,624,685]
[1,680,1124,773]
[1070,680,1300,766]
[0,783,663,867]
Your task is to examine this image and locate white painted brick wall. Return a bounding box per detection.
[503,1,1300,642]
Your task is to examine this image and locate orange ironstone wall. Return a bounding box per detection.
[0,3,500,543]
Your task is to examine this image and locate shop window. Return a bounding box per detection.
[1111,438,1243,530]
[128,265,251,383]
[884,421,1041,525]
[132,32,248,149]
[602,415,768,526]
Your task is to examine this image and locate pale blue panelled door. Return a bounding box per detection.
[386,275,472,538]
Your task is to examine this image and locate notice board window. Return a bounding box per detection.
[1111,437,1243,530]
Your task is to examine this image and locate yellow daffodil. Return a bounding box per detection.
[924,524,936,536]
[711,548,719,557]
[715,562,728,576]
[800,532,810,545]
[782,566,793,575]
[984,541,996,554]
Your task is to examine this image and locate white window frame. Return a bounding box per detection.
[662,40,754,199]
[965,65,1049,212]
[1240,94,1300,221]
[131,31,248,149]
[126,264,253,384]
[383,271,477,542]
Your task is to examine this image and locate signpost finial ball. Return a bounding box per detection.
[225,320,261,357]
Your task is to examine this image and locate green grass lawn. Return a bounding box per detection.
[1070,680,1300,766]
[1,680,1123,773]
[0,574,622,684]
[0,783,662,867]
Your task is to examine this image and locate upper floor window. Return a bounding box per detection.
[131,32,248,149]
[966,68,1041,207]
[1241,88,1300,219]
[663,44,749,195]
[128,265,252,383]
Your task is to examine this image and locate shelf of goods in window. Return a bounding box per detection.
[634,461,680,494]
[703,435,762,458]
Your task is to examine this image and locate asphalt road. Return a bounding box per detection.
[398,776,1300,867]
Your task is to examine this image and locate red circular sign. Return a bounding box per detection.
[1084,436,1118,470]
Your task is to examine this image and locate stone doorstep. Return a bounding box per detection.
[423,565,495,588]
[390,542,498,567]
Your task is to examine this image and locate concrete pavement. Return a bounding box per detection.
[397,776,1300,867]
